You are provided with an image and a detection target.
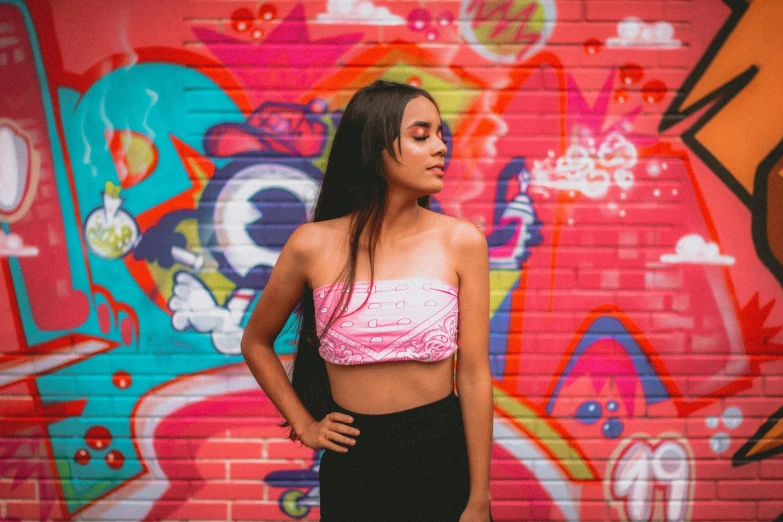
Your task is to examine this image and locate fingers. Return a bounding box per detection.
[320,412,361,452]
[326,430,357,448]
[327,412,354,424]
[320,431,351,453]
[330,421,361,438]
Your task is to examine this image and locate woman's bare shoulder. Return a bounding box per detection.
[290,217,349,253]
[424,214,486,275]
[286,217,352,274]
[426,210,486,247]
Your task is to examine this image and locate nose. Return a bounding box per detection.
[433,136,447,157]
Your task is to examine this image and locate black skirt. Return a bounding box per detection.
[318,392,474,521]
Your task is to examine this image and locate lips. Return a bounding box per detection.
[427,163,445,175]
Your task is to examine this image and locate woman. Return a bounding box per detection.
[240,79,493,521]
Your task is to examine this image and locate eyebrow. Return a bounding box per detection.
[407,121,443,131]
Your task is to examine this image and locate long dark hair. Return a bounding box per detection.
[283,80,440,438]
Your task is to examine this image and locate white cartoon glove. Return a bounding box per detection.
[168,271,252,355]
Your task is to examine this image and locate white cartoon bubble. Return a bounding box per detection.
[722,406,743,430]
[316,0,404,24]
[709,432,730,454]
[607,17,681,48]
[660,234,735,265]
[531,131,637,199]
[0,230,38,257]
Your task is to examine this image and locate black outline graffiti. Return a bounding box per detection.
[752,140,783,291]
[659,0,783,288]
[732,404,783,466]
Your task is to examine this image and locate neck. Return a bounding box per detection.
[379,190,423,242]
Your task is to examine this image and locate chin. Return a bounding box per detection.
[426,179,445,195]
[422,183,443,196]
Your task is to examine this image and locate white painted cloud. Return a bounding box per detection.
[0,230,38,257]
[316,0,404,25]
[606,17,681,48]
[530,131,637,199]
[660,234,734,265]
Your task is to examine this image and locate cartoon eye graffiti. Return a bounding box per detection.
[208,160,320,285]
[576,400,602,425]
[602,418,624,439]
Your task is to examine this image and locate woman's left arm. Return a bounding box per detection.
[453,221,493,515]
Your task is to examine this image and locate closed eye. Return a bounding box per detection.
[414,135,448,145]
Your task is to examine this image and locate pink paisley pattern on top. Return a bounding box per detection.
[313,278,459,365]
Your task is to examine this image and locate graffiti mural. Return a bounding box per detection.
[1,0,782,520]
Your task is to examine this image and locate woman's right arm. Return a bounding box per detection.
[240,223,358,452]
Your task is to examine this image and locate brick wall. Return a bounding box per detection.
[2,0,782,520]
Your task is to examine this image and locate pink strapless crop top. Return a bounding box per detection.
[312,278,459,365]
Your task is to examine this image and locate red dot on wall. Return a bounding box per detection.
[641,80,668,103]
[613,88,629,104]
[97,304,111,334]
[85,426,112,451]
[105,450,125,470]
[583,38,602,55]
[259,4,277,21]
[618,63,644,86]
[120,318,133,345]
[436,11,453,26]
[407,76,422,87]
[407,8,431,32]
[251,28,264,40]
[74,448,90,465]
[112,370,132,390]
[231,8,255,32]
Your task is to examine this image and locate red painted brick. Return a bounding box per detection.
[690,501,758,521]
[718,480,783,500]
[230,460,306,481]
[155,438,198,459]
[760,460,783,480]
[763,376,783,396]
[0,478,36,500]
[197,439,264,460]
[159,459,228,480]
[615,290,668,311]
[195,481,266,501]
[489,500,533,521]
[579,500,613,522]
[759,501,783,521]
[267,440,318,459]
[6,501,47,521]
[702,459,760,480]
[586,1,665,22]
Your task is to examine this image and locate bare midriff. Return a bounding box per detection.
[326,357,455,414]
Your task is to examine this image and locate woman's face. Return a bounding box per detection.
[381,96,448,197]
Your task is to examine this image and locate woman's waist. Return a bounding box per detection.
[327,359,454,413]
[328,390,463,446]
